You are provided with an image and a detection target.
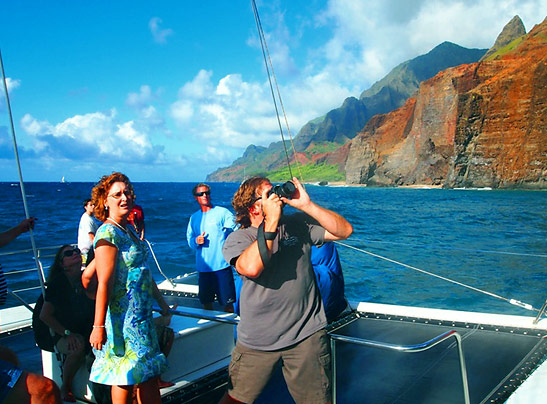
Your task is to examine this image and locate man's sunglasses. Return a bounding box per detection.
[194,191,210,197]
[63,248,81,257]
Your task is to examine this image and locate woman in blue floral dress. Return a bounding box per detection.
[89,172,170,404]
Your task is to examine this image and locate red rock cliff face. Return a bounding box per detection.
[345,19,547,188]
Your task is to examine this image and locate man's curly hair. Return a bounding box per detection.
[232,176,270,228]
[91,172,135,222]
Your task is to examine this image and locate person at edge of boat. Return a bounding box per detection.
[36,245,95,403]
[88,172,170,404]
[186,183,238,313]
[0,217,62,404]
[127,204,145,241]
[220,176,353,404]
[77,198,99,265]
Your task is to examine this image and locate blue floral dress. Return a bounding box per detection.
[89,223,167,385]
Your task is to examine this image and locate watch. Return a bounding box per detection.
[64,329,71,336]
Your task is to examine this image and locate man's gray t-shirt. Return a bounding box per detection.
[223,215,327,351]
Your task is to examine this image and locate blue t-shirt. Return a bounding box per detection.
[311,242,347,321]
[187,206,237,272]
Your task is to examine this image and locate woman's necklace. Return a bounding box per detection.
[106,217,128,233]
[107,217,140,243]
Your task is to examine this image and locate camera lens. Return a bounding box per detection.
[267,181,296,199]
[279,181,296,198]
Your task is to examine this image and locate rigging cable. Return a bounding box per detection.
[0,48,47,299]
[350,239,547,258]
[334,240,540,314]
[251,0,304,182]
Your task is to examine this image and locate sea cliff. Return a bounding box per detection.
[344,18,546,189]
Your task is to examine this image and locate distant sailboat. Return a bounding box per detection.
[61,176,65,183]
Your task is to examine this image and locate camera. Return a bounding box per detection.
[268,181,296,199]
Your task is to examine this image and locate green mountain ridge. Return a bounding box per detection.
[207,41,487,182]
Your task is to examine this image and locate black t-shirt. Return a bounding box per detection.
[44,274,95,338]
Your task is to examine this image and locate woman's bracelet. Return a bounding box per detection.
[93,325,105,328]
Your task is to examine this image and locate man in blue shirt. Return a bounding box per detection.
[186,183,237,312]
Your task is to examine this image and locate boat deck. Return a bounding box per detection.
[329,313,546,404]
[1,293,546,404]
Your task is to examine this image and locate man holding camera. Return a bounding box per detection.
[221,176,353,404]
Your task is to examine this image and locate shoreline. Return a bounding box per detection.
[305,181,443,189]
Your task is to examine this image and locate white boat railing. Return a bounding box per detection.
[1,241,172,315]
[154,306,239,325]
[329,330,470,404]
[0,245,62,314]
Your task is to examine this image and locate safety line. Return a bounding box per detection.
[250,0,304,182]
[351,239,547,258]
[334,240,539,313]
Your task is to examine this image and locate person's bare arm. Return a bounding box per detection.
[284,178,353,241]
[82,259,98,299]
[0,218,36,248]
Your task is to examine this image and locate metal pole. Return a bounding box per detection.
[0,48,46,297]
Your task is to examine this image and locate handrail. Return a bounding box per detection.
[0,245,60,257]
[329,330,470,404]
[0,245,58,311]
[154,307,239,326]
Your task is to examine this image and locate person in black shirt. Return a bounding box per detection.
[38,245,94,402]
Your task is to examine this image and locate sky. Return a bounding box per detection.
[0,0,545,182]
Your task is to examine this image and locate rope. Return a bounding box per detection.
[0,49,47,298]
[250,0,304,182]
[352,239,547,259]
[334,240,540,313]
[144,239,175,288]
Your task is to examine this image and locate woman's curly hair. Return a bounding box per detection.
[91,172,135,222]
[232,176,270,228]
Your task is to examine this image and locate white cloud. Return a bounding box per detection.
[171,71,282,149]
[170,100,194,124]
[126,85,165,131]
[20,110,163,163]
[0,78,22,111]
[179,70,214,99]
[149,17,174,44]
[5,77,21,92]
[115,121,152,155]
[21,114,53,136]
[126,85,153,109]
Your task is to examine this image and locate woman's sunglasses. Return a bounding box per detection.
[194,191,210,197]
[63,248,81,258]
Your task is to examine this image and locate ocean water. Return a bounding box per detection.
[1,182,546,317]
